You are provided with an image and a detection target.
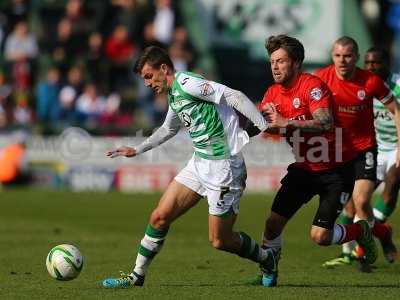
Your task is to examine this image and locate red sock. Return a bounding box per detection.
[340,224,362,244]
[372,223,391,239]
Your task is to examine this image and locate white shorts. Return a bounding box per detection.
[377,149,397,181]
[175,153,247,216]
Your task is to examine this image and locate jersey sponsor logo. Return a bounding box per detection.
[338,104,366,113]
[374,110,393,121]
[310,87,322,101]
[199,83,215,96]
[292,97,300,108]
[357,90,366,100]
[180,77,189,85]
[180,112,192,127]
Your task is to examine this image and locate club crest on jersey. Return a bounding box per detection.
[310,87,322,101]
[199,83,215,96]
[292,97,300,109]
[357,90,366,100]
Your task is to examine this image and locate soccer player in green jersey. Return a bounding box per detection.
[102,46,272,288]
[323,47,400,268]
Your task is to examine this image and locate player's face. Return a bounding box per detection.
[364,52,387,79]
[140,63,169,94]
[332,43,358,79]
[269,48,298,85]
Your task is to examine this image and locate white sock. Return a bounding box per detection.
[342,241,356,255]
[262,233,283,251]
[354,215,374,228]
[331,224,345,244]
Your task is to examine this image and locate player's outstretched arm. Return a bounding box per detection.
[106,108,181,158]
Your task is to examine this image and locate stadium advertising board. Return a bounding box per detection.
[200,0,341,62]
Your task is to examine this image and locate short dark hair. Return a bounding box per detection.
[366,46,390,64]
[334,36,359,55]
[265,35,305,65]
[134,46,174,74]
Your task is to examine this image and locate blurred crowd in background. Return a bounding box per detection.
[0,0,198,135]
[0,0,399,136]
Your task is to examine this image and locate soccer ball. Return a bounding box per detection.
[46,244,83,280]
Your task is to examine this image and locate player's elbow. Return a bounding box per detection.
[321,119,334,132]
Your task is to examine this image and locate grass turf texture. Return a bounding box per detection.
[1,189,400,299]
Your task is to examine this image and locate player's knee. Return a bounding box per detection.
[149,210,171,229]
[310,229,331,246]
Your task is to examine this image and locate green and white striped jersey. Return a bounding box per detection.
[167,71,250,160]
[374,72,400,152]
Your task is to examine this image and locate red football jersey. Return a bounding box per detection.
[315,65,392,154]
[260,73,346,171]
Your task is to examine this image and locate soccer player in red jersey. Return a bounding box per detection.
[253,35,377,287]
[315,37,400,269]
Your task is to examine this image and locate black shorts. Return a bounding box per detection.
[271,162,355,229]
[353,146,377,181]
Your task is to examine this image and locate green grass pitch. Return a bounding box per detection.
[1,189,400,299]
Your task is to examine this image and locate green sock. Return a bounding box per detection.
[238,232,262,263]
[133,224,169,276]
[337,212,353,225]
[373,196,395,222]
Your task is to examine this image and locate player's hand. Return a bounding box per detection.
[106,146,137,158]
[396,148,400,168]
[263,103,288,128]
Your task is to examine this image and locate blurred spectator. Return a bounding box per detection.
[0,130,31,186]
[169,27,197,70]
[0,72,12,127]
[153,0,175,45]
[12,92,32,125]
[4,21,38,91]
[3,0,29,34]
[86,32,108,88]
[4,21,38,62]
[47,18,80,76]
[99,93,132,129]
[75,83,106,125]
[58,65,84,125]
[105,24,135,90]
[36,67,61,124]
[63,0,94,52]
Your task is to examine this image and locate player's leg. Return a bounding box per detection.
[204,154,271,264]
[260,166,316,287]
[103,159,204,288]
[373,151,400,262]
[322,199,358,267]
[373,150,400,222]
[208,213,271,263]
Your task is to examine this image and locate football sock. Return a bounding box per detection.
[338,223,362,244]
[133,224,168,277]
[238,232,268,263]
[372,222,391,240]
[332,224,356,253]
[337,212,353,225]
[262,233,282,251]
[373,196,395,222]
